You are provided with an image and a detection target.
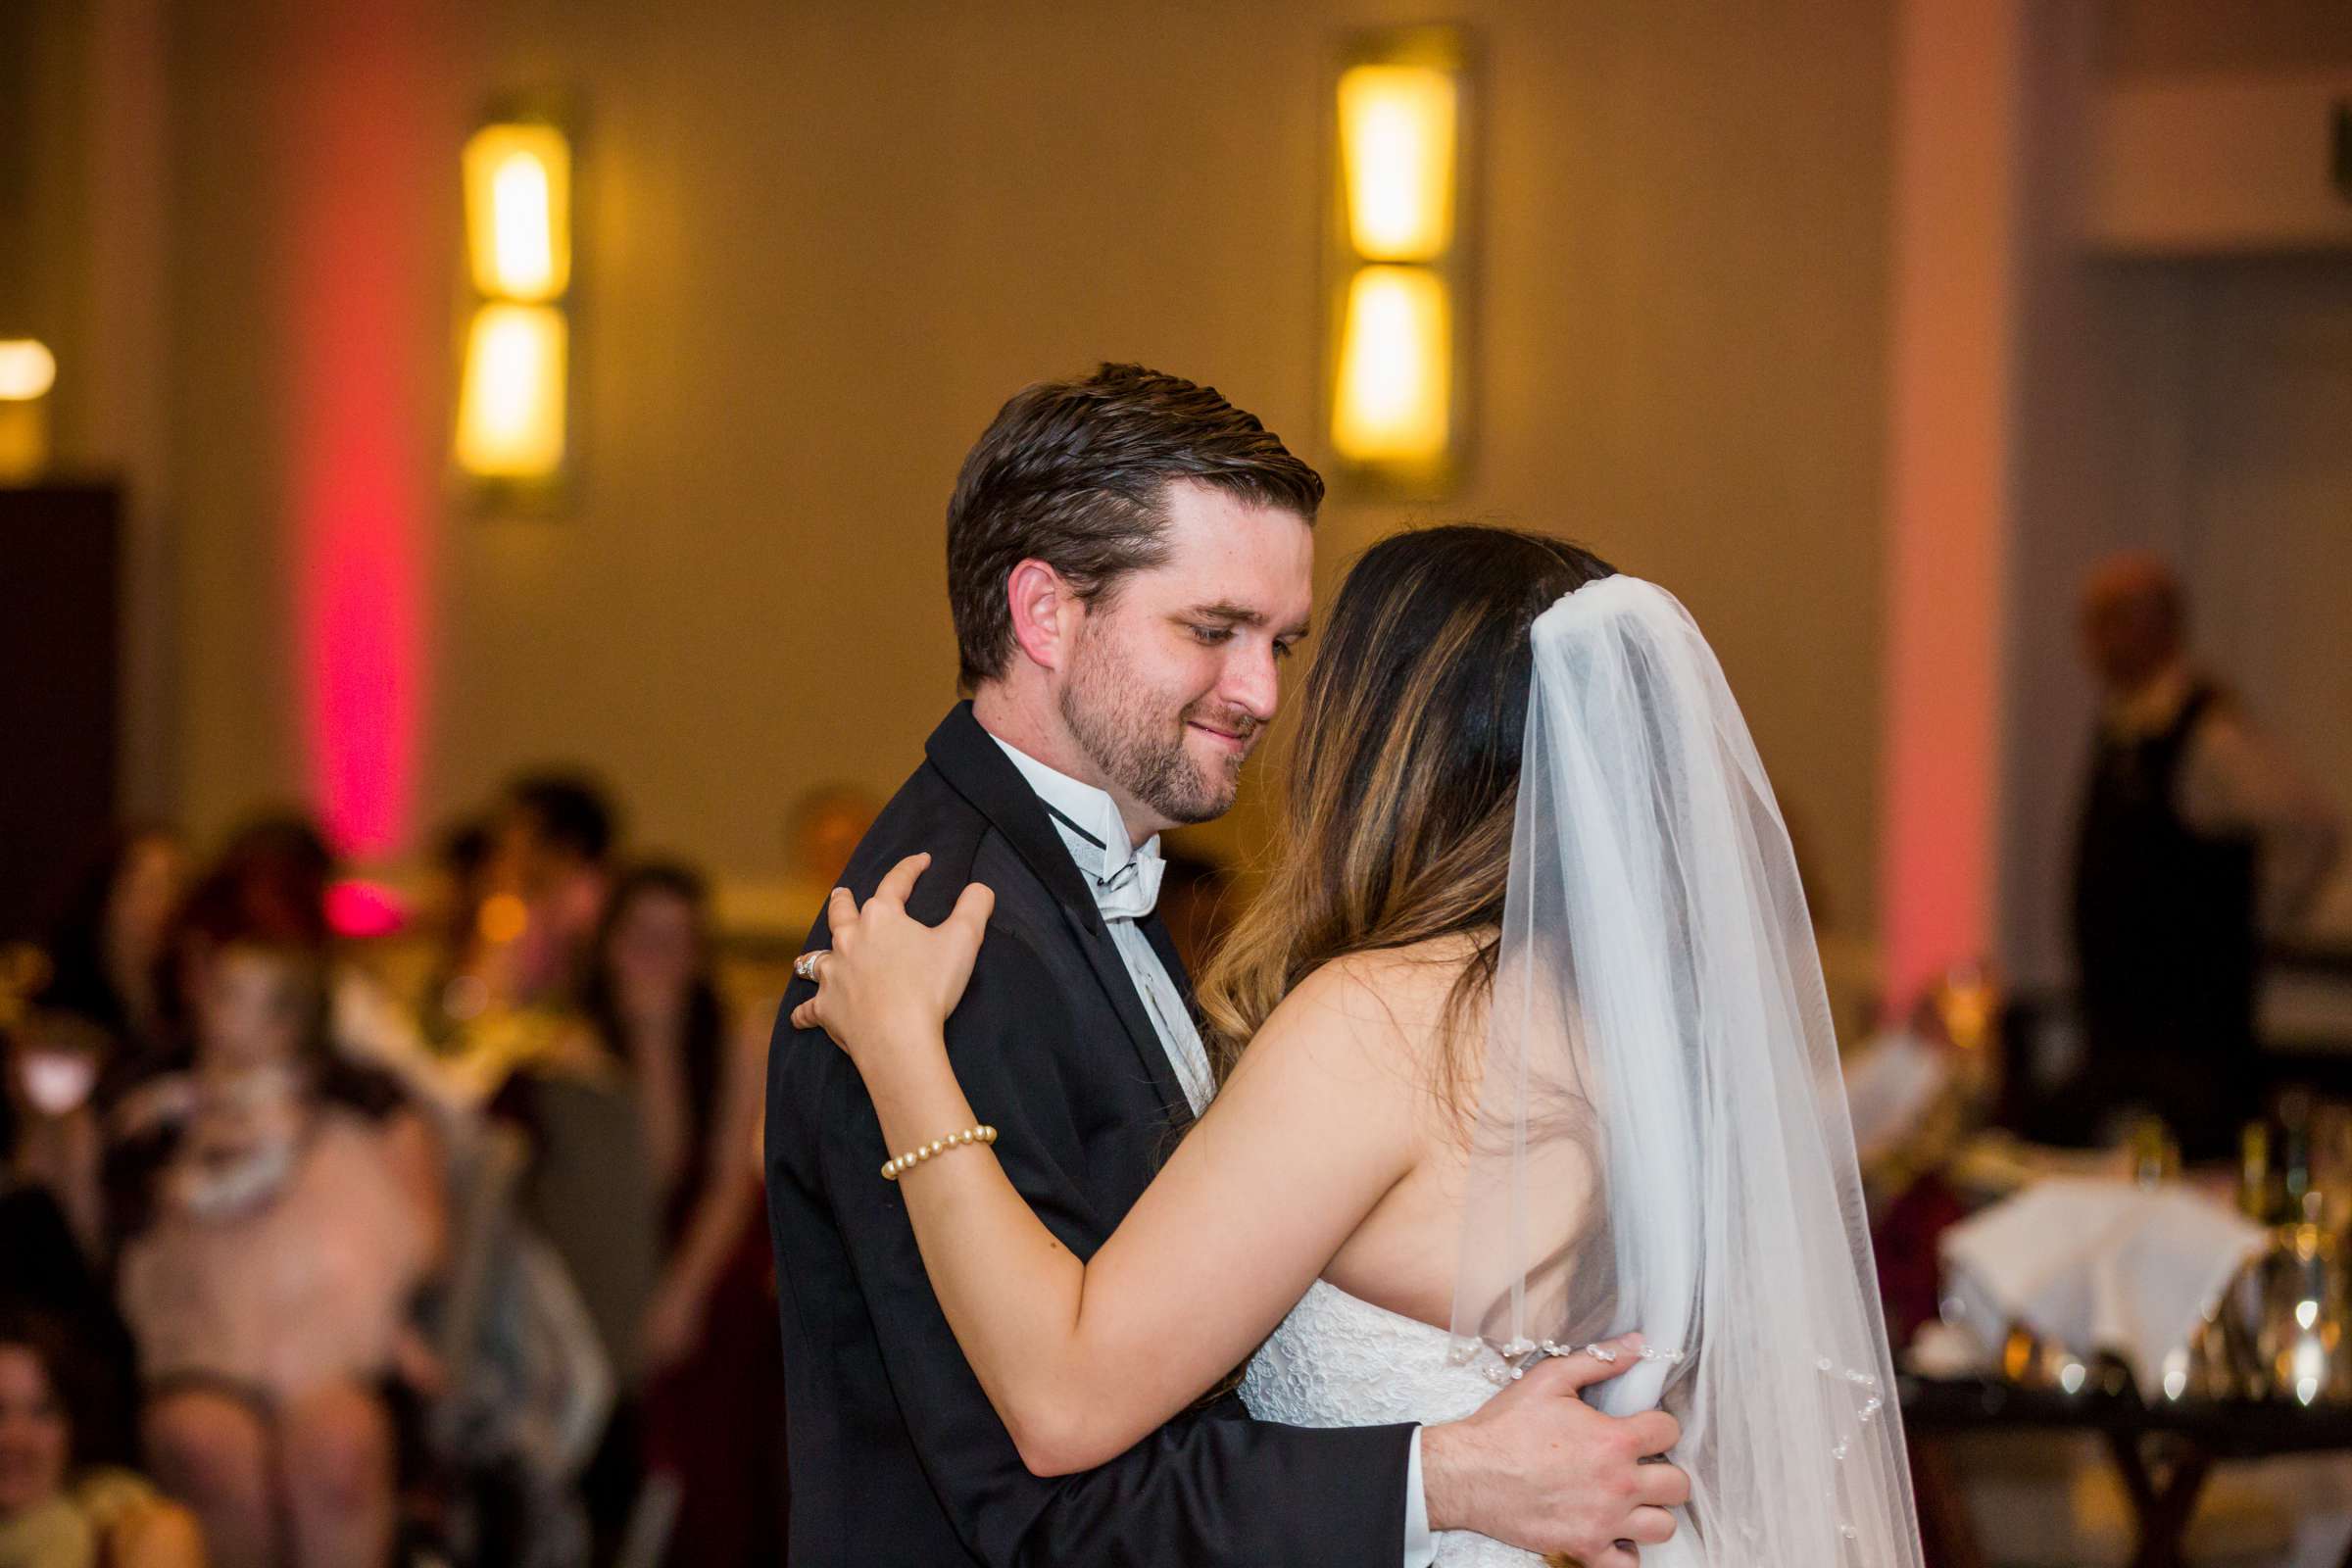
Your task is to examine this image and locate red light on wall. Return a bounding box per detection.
[325,877,408,939]
[284,26,435,861]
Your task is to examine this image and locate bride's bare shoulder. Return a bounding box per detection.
[1250,933,1490,1076]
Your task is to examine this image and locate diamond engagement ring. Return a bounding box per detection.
[793,951,827,983]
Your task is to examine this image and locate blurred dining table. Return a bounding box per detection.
[1902,1370,2352,1568]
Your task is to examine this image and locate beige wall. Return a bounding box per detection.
[148,0,1891,938]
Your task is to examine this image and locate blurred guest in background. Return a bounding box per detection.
[419,818,495,1029]
[3,1009,114,1266]
[574,862,780,1564]
[2068,551,2342,1158]
[210,813,460,1120]
[37,828,185,1067]
[0,1012,141,1479]
[117,874,445,1568]
[0,1309,202,1568]
[493,773,621,1011]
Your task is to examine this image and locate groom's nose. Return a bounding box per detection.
[1219,640,1283,724]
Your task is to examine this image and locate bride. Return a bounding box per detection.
[792,525,1923,1567]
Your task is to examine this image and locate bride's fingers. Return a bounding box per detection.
[826,885,858,936]
[948,881,995,942]
[868,852,931,911]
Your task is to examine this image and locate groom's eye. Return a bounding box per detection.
[1187,623,1234,646]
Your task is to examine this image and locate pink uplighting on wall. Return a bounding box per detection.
[283,15,437,860]
[325,877,410,940]
[1878,0,2020,1008]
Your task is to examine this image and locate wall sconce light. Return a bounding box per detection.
[1327,27,1472,494]
[456,111,572,495]
[0,339,57,486]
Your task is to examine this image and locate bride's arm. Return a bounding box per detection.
[793,856,1426,1477]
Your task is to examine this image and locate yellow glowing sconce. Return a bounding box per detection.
[1333,269,1451,465]
[456,305,567,477]
[0,339,58,486]
[464,123,571,301]
[1328,29,1470,492]
[457,114,572,491]
[1340,65,1457,261]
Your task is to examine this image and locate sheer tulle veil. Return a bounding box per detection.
[1448,575,1925,1567]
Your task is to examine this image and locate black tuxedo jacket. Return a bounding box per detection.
[765,703,1414,1565]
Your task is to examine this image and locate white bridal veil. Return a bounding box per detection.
[1449,576,1925,1567]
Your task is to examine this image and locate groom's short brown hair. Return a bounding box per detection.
[946,363,1323,691]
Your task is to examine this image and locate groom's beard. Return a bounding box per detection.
[1060,644,1255,827]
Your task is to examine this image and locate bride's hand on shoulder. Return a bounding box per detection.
[790,853,995,1069]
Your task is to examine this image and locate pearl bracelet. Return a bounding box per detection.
[881,1124,998,1182]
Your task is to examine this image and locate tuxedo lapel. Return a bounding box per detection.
[1073,920,1191,1120]
[923,704,1190,1119]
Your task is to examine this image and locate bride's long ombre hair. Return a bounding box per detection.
[1198,525,1614,1103]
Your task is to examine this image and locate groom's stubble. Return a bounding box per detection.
[1058,610,1260,828]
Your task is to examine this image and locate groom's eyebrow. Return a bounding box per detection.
[1189,601,1311,639]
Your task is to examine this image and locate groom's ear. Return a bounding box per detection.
[1004,558,1076,675]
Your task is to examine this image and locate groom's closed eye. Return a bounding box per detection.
[1185,622,1301,661]
[1178,602,1309,655]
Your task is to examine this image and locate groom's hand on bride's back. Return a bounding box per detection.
[1420,1333,1687,1568]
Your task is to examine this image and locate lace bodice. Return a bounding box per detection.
[1241,1279,1540,1567]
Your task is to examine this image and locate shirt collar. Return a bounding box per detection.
[989,735,1162,889]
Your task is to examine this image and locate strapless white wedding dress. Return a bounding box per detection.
[1242,1279,1540,1566]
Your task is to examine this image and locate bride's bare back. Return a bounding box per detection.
[1285,936,1497,1327]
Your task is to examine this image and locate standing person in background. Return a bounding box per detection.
[2068,551,2343,1158]
[573,863,779,1563]
[429,777,622,1102]
[494,773,622,1010]
[39,828,185,1070]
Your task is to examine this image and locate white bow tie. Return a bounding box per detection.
[1092,854,1163,923]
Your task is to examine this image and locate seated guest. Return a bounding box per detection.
[114,875,445,1568]
[0,1309,202,1568]
[209,814,463,1121]
[2068,552,2343,1158]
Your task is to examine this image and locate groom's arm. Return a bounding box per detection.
[804,925,1419,1567]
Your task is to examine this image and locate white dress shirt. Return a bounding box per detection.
[991,734,1437,1568]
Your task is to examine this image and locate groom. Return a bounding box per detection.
[766,364,1684,1565]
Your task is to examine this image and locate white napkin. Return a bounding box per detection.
[1939,1176,2267,1398]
